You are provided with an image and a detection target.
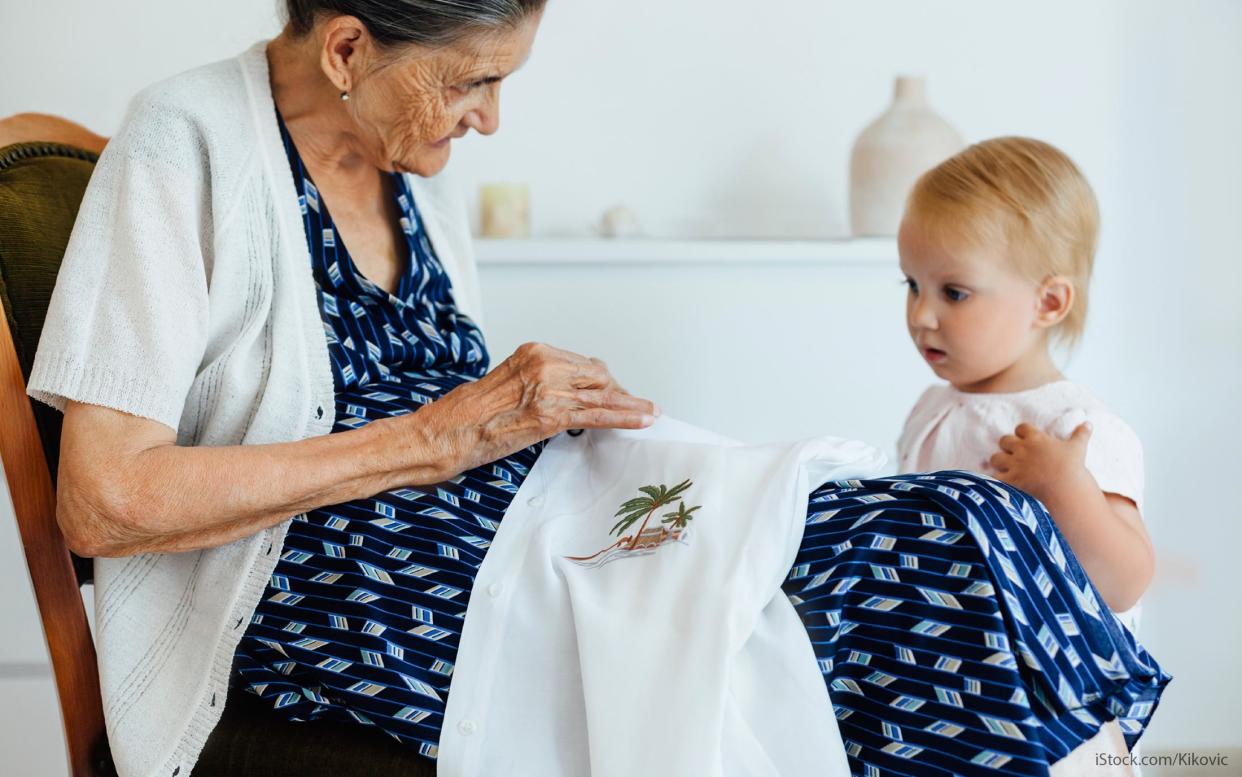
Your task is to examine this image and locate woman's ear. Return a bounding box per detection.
[1035,276,1074,329]
[319,16,371,93]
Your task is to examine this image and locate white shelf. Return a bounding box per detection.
[473,238,898,266]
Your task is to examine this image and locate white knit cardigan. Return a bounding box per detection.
[27,41,483,777]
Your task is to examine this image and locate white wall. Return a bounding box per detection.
[452,0,1126,239]
[1110,0,1242,752]
[1,0,1239,767]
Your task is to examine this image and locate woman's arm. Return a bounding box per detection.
[58,342,658,557]
[58,401,428,557]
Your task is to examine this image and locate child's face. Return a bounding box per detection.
[898,217,1049,392]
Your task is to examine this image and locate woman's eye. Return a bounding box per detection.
[945,287,968,302]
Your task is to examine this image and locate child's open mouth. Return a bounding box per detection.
[923,347,947,363]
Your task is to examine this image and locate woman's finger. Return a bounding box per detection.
[606,380,634,396]
[566,407,657,430]
[571,388,659,415]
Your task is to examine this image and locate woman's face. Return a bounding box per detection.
[331,13,542,176]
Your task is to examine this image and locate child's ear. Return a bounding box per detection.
[1035,276,1074,329]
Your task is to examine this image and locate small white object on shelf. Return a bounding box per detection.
[598,205,642,238]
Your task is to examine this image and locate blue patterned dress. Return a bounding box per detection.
[231,111,1168,775]
[232,113,543,760]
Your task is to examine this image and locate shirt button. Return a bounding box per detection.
[528,495,544,507]
[458,719,477,736]
[487,582,504,598]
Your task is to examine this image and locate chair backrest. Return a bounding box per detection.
[0,140,114,777]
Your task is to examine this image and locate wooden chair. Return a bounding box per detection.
[0,116,112,776]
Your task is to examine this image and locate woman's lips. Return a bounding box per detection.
[923,347,947,363]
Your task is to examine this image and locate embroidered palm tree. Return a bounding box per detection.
[611,479,693,550]
[661,501,701,532]
[565,479,702,564]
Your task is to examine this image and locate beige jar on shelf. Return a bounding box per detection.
[479,183,531,238]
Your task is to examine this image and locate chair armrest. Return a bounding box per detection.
[0,113,108,155]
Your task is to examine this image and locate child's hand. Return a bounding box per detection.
[990,421,1093,497]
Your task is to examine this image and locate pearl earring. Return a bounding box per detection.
[340,91,350,102]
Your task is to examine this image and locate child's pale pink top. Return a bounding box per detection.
[897,380,1145,512]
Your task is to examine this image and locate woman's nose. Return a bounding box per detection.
[464,90,501,136]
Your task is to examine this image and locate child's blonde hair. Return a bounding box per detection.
[905,136,1099,347]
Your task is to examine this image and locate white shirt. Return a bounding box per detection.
[896,380,1146,631]
[438,416,887,776]
[26,41,481,777]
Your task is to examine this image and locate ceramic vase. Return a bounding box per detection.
[849,76,964,237]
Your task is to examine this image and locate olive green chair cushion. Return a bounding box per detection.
[0,141,99,483]
[0,142,99,588]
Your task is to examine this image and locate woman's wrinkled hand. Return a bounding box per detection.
[409,342,660,480]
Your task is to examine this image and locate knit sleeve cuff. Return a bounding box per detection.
[27,350,189,433]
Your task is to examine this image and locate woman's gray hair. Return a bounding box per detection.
[285,0,546,47]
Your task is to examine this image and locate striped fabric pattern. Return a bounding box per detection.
[787,472,1169,776]
[231,109,1168,774]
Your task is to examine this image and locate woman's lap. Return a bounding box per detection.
[786,471,1169,776]
[214,462,1168,776]
[192,686,436,777]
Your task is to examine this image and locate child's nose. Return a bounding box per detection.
[910,297,938,329]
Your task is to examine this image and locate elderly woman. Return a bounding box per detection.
[28,2,1166,776]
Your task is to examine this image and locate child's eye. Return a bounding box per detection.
[902,278,918,295]
[945,287,969,302]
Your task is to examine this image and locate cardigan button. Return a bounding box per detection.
[527,495,544,508]
[457,719,477,736]
[567,428,584,437]
[487,582,504,598]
